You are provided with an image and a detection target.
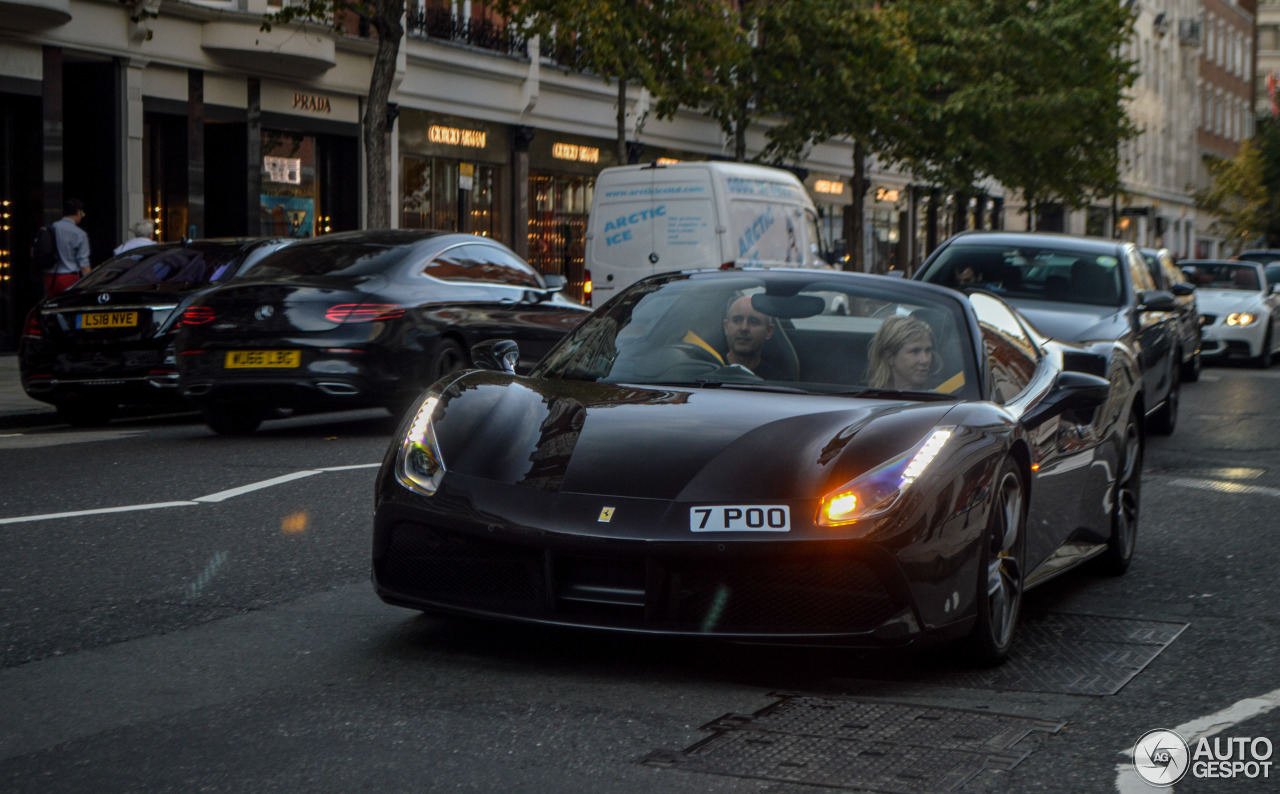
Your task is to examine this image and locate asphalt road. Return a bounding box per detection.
[1,367,1279,793]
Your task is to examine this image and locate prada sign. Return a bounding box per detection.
[292,93,332,113]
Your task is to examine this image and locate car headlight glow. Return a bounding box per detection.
[1227,312,1257,326]
[396,394,445,495]
[818,428,954,527]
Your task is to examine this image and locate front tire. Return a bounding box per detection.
[962,457,1026,665]
[1252,327,1273,369]
[1098,418,1142,575]
[1181,348,1201,382]
[427,339,468,382]
[1148,359,1179,436]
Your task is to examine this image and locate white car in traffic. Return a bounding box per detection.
[1181,260,1280,367]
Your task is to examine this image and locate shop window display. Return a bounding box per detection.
[528,174,592,294]
[261,131,317,237]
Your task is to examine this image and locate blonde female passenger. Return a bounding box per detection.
[866,314,942,391]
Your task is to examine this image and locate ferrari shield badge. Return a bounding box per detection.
[597,507,615,523]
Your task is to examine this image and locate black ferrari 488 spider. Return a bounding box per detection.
[373,268,1144,662]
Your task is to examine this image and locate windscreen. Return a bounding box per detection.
[923,243,1124,307]
[74,243,254,291]
[532,272,979,400]
[1182,262,1263,291]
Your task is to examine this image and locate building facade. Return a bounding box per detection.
[0,0,1250,350]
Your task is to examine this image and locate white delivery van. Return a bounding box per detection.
[584,161,830,304]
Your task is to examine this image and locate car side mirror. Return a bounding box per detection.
[471,339,519,374]
[1139,290,1177,312]
[1271,283,1280,295]
[1170,282,1195,296]
[542,273,567,293]
[1052,370,1111,412]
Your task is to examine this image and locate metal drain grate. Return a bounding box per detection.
[644,695,1063,793]
[856,612,1188,696]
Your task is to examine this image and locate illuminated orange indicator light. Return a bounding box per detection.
[822,492,859,525]
[1031,463,1040,472]
[282,511,309,534]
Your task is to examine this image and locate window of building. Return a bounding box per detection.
[401,155,504,238]
[527,173,592,289]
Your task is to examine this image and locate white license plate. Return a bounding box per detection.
[689,505,790,532]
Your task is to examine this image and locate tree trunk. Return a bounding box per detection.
[734,97,748,162]
[363,0,405,230]
[616,78,627,165]
[849,141,868,272]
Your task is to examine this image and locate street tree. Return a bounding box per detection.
[895,0,1137,230]
[1195,140,1269,255]
[1246,114,1280,247]
[752,0,916,271]
[262,1,404,230]
[492,0,734,164]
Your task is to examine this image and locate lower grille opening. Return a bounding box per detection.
[555,557,646,618]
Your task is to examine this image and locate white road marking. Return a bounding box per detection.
[0,501,197,526]
[1168,478,1280,500]
[194,471,323,503]
[1115,687,1280,793]
[0,464,379,525]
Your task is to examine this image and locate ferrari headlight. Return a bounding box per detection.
[1227,312,1257,326]
[818,428,954,527]
[396,394,445,495]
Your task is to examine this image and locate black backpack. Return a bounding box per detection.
[31,225,58,272]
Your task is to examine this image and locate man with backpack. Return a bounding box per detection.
[34,198,91,297]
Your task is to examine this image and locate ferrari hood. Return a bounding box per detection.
[1003,300,1126,344]
[430,373,956,501]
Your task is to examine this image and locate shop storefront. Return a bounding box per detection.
[526,131,618,297]
[257,83,360,239]
[399,109,510,240]
[804,173,852,265]
[142,78,360,243]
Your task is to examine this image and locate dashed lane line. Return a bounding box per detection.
[0,464,380,526]
[1166,478,1280,500]
[1115,687,1280,793]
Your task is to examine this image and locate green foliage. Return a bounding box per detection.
[491,0,734,142]
[1196,137,1269,254]
[895,0,1138,207]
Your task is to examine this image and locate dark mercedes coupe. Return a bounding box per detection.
[916,231,1183,435]
[174,230,589,434]
[20,237,292,425]
[373,268,1143,662]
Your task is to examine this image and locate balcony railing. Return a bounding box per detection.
[406,8,527,57]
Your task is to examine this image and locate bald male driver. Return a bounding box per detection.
[722,295,788,379]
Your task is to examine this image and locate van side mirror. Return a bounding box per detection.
[471,339,519,373]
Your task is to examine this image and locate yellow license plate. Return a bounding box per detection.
[77,311,138,329]
[224,350,301,369]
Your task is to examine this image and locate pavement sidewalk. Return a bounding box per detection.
[0,353,59,429]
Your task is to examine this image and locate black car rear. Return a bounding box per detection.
[174,230,588,434]
[19,238,291,425]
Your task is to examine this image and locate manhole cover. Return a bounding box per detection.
[644,695,1063,793]
[854,612,1188,696]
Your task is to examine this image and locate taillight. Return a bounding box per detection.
[22,309,43,339]
[582,269,592,307]
[181,306,216,325]
[325,303,405,323]
[720,261,736,270]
